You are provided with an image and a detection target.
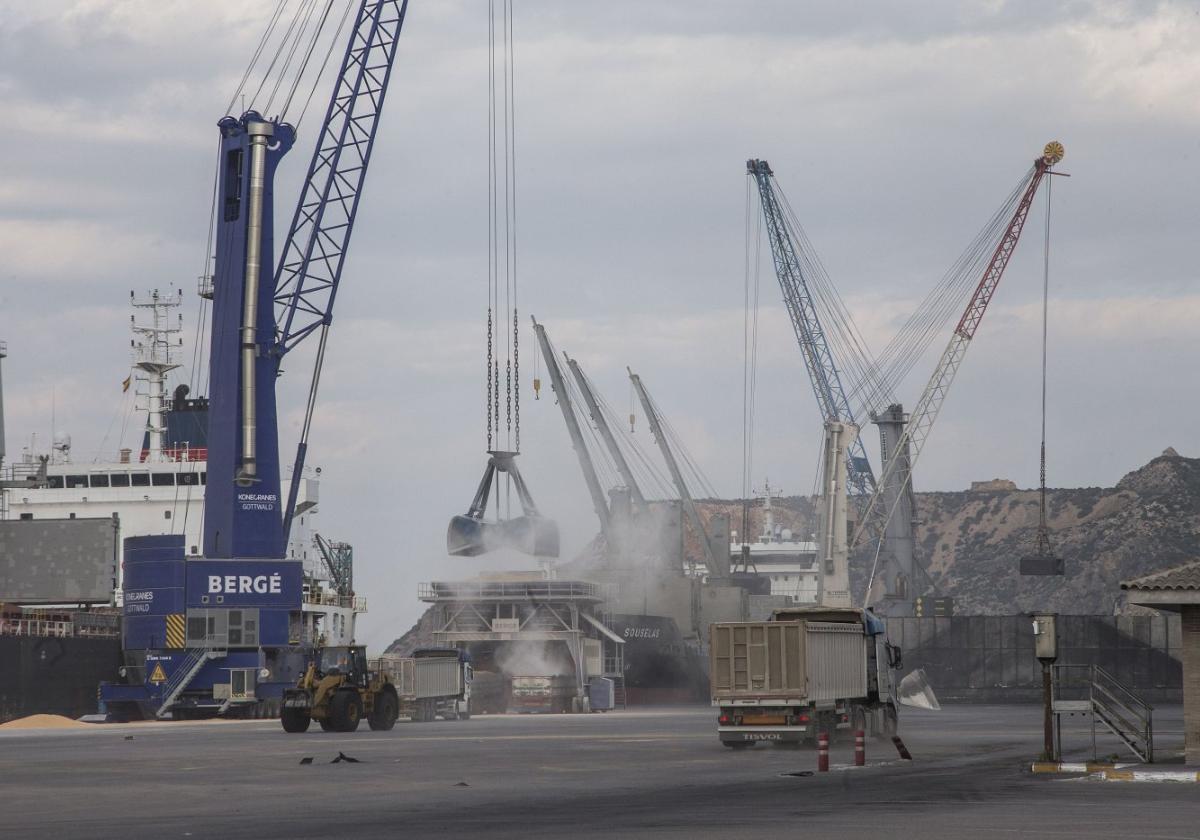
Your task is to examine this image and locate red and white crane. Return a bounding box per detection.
[851,141,1065,597]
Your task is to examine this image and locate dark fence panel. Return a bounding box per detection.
[897,614,1182,703]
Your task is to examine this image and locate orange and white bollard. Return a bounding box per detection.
[817,732,830,772]
[854,730,865,766]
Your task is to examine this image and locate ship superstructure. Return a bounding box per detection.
[730,482,819,605]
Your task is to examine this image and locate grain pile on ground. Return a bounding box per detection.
[0,714,91,730]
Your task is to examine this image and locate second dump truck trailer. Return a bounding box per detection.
[710,606,899,747]
[380,648,473,721]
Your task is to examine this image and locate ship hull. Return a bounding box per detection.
[0,634,122,723]
[608,614,709,704]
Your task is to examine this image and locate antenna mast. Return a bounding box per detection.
[131,289,183,463]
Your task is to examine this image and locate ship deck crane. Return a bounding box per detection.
[628,369,730,580]
[314,534,354,597]
[531,317,613,546]
[566,355,649,514]
[852,142,1066,599]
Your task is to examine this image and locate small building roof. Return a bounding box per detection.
[1121,560,1200,610]
[1121,560,1200,592]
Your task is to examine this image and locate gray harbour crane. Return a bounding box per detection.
[627,368,730,581]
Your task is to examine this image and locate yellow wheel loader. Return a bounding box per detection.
[280,645,400,733]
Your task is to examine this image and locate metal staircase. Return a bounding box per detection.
[611,675,628,710]
[155,648,225,719]
[1052,664,1154,763]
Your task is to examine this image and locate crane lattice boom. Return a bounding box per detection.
[851,143,1064,566]
[747,159,876,498]
[274,0,410,355]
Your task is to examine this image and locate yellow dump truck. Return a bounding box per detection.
[710,607,900,747]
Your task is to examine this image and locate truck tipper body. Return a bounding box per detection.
[378,648,472,721]
[710,607,898,747]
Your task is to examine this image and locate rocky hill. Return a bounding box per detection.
[914,449,1200,614]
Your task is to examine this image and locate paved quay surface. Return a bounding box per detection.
[0,704,1194,839]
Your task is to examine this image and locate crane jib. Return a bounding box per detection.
[954,161,1050,341]
[851,145,1063,582]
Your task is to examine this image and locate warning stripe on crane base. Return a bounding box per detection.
[165,614,185,649]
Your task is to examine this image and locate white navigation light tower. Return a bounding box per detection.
[131,289,183,463]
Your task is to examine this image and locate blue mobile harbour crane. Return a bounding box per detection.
[100,0,410,720]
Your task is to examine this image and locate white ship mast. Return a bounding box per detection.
[130,290,183,463]
[756,480,777,541]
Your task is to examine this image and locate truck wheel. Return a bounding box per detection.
[280,706,311,733]
[457,708,471,721]
[319,718,336,732]
[368,692,398,731]
[331,690,362,732]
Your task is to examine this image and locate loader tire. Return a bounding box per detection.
[369,692,398,732]
[280,707,311,733]
[319,718,336,732]
[331,690,363,732]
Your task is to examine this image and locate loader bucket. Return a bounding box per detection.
[896,668,940,711]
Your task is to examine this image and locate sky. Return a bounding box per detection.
[1,1,1197,649]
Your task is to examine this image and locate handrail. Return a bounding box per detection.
[1093,665,1154,713]
[1089,666,1153,763]
[1092,682,1150,730]
[419,580,605,601]
[1052,662,1154,764]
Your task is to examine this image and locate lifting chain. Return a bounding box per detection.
[486,305,494,449]
[513,307,519,450]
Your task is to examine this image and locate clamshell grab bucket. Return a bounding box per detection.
[446,451,560,558]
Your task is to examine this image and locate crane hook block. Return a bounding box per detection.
[1042,141,1064,166]
[533,377,541,400]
